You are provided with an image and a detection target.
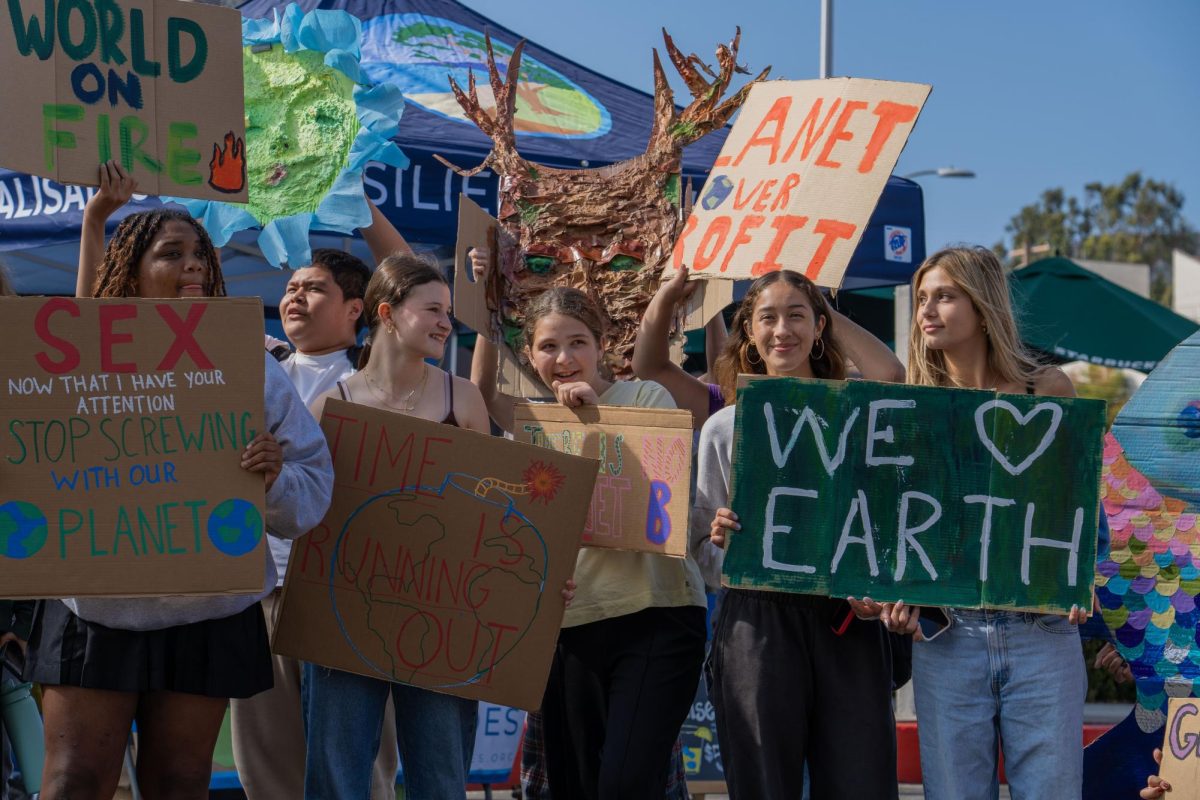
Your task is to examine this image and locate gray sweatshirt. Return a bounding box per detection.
[63,352,334,630]
[691,405,736,592]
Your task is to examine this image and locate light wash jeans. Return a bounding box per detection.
[302,663,478,800]
[912,609,1085,800]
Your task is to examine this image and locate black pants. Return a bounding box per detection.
[709,590,898,800]
[542,605,706,800]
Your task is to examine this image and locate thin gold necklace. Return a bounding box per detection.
[363,364,428,412]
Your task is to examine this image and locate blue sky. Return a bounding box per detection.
[464,0,1199,255]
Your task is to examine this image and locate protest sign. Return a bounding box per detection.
[723,376,1106,612]
[671,78,930,286]
[273,399,597,710]
[513,403,693,557]
[0,0,247,202]
[0,297,266,597]
[1158,697,1200,792]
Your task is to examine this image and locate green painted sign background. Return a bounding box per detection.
[723,377,1106,612]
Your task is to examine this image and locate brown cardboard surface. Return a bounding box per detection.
[513,403,693,557]
[0,298,266,597]
[453,196,496,339]
[1159,697,1200,791]
[670,78,930,287]
[0,0,247,201]
[273,399,597,710]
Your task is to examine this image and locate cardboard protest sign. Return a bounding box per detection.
[0,0,247,202]
[513,404,693,557]
[1158,697,1200,792]
[671,78,930,286]
[723,376,1106,613]
[0,297,266,597]
[273,399,597,710]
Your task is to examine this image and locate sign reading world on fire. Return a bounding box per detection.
[0,0,248,202]
[0,297,266,597]
[672,78,930,287]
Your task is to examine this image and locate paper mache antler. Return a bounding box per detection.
[438,30,769,374]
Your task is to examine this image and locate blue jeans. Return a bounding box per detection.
[912,609,1085,800]
[302,664,478,800]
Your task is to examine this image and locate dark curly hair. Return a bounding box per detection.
[92,209,225,298]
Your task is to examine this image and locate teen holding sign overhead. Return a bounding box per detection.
[692,268,904,799]
[26,189,332,800]
[471,266,707,799]
[897,246,1088,800]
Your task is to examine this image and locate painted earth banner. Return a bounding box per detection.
[0,297,266,597]
[0,0,247,201]
[273,399,597,710]
[723,376,1106,613]
[670,78,929,286]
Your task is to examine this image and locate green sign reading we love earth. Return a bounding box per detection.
[723,377,1106,613]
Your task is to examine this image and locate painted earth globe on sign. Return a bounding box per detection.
[0,501,48,559]
[206,498,264,558]
[360,14,611,139]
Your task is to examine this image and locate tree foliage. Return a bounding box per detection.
[997,173,1198,303]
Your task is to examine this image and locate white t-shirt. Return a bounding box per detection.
[268,343,356,584]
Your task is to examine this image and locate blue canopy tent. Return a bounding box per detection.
[0,0,925,303]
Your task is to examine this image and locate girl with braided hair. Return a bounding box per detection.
[24,165,333,800]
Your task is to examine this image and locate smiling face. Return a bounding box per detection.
[526,312,604,394]
[915,265,985,352]
[748,282,827,378]
[135,220,211,299]
[381,281,453,360]
[280,266,361,354]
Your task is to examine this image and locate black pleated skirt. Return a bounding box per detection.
[24,600,273,699]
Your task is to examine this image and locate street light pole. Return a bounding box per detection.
[902,167,977,180]
[820,0,833,79]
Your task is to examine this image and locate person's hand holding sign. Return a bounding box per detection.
[241,432,283,491]
[709,508,740,549]
[1140,749,1171,798]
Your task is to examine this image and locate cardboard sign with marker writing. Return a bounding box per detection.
[513,403,693,557]
[273,399,597,710]
[0,297,266,597]
[723,376,1105,613]
[0,0,247,202]
[1158,697,1200,791]
[671,78,930,286]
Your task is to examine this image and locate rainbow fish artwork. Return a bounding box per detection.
[1085,330,1200,798]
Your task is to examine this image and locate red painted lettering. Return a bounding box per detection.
[693,217,732,272]
[782,98,841,163]
[772,174,801,210]
[100,304,138,372]
[299,523,331,578]
[671,215,698,268]
[752,180,778,212]
[720,215,766,273]
[415,436,452,497]
[34,298,81,373]
[321,412,357,461]
[732,178,765,211]
[155,304,214,370]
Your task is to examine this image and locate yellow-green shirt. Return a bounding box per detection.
[564,380,708,628]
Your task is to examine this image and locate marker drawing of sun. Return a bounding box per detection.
[523,460,566,505]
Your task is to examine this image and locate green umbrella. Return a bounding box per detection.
[1009,257,1198,372]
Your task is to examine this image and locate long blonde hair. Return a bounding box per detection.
[907,246,1042,387]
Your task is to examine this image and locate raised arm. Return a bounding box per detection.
[360,195,412,265]
[466,247,518,432]
[828,305,905,383]
[78,161,137,297]
[632,266,716,428]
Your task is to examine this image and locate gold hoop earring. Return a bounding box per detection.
[812,336,826,361]
[745,344,763,367]
[981,322,989,336]
[385,323,396,335]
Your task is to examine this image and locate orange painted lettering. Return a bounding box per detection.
[752,180,778,212]
[804,219,857,279]
[782,98,841,163]
[733,178,765,210]
[732,96,792,166]
[772,174,801,210]
[857,101,919,173]
[814,101,868,169]
[720,215,766,272]
[751,215,809,276]
[672,215,698,268]
[693,217,732,271]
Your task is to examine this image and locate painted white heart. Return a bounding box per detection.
[974,400,1063,476]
